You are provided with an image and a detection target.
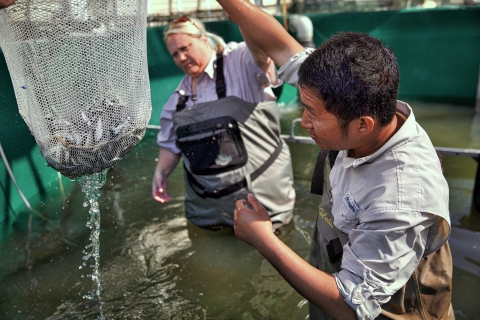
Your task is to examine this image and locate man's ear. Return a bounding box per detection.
[357,116,375,135]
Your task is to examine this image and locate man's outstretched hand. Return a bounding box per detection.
[234,193,275,247]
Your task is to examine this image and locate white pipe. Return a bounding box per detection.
[177,0,183,16]
[288,14,315,48]
[147,0,152,16]
[205,0,212,20]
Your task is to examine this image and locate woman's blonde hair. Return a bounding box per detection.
[164,16,226,54]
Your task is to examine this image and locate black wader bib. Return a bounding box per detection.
[172,53,295,229]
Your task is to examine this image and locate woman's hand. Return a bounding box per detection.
[151,148,181,204]
[152,170,171,203]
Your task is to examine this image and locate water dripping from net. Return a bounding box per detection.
[75,168,109,320]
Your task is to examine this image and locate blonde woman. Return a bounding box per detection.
[152,16,295,231]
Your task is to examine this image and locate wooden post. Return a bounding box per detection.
[476,66,480,114]
[471,153,480,213]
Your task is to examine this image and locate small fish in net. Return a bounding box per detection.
[0,0,152,178]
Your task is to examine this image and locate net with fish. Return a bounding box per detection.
[0,0,151,178]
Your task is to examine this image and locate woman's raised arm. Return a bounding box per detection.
[217,0,304,67]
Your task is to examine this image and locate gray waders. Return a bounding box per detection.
[309,151,453,320]
[172,54,295,230]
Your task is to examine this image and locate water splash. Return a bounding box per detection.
[75,168,109,320]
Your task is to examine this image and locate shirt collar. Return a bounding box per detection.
[341,101,414,168]
[203,51,218,80]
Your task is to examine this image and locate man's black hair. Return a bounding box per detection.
[298,32,399,135]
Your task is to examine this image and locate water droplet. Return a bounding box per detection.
[75,168,108,319]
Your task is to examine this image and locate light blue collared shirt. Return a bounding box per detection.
[279,49,451,319]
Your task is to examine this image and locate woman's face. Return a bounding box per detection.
[166,33,213,79]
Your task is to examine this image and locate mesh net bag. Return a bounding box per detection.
[0,0,152,178]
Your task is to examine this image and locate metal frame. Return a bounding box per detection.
[0,142,46,220]
[281,118,480,212]
[147,119,480,213]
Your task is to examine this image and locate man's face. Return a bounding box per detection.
[299,85,351,151]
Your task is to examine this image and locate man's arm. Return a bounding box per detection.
[217,0,304,67]
[234,194,356,320]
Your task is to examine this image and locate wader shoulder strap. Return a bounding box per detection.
[310,149,329,196]
[316,149,343,263]
[215,52,226,99]
[310,150,340,196]
[175,53,226,112]
[185,140,284,199]
[175,92,189,112]
[327,238,343,263]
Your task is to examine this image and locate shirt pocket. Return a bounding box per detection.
[332,189,359,234]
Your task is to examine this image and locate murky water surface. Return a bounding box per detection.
[0,101,479,319]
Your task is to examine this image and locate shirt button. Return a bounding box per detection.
[356,293,362,299]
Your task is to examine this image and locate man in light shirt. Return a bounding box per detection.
[217,1,454,319]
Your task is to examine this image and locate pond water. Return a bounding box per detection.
[0,101,479,320]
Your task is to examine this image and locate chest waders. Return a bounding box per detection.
[172,53,295,229]
[309,151,453,320]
